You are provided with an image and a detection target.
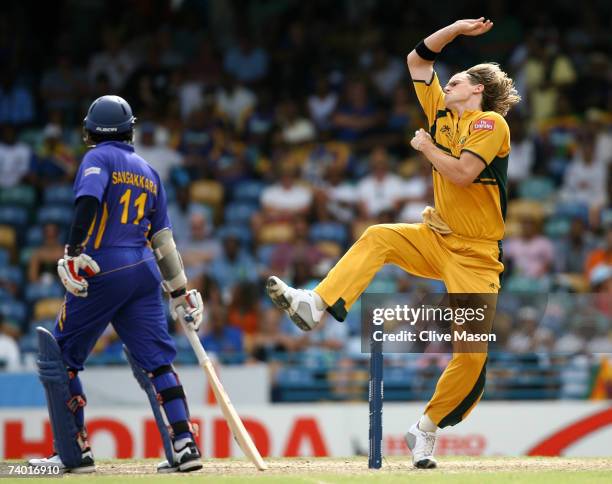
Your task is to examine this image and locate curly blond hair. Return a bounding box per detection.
[466,63,521,117]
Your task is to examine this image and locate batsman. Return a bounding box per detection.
[267,18,520,468]
[29,95,205,473]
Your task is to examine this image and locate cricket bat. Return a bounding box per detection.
[183,324,268,471]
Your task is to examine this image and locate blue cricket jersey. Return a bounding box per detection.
[73,141,170,270]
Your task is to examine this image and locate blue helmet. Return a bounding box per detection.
[83,95,136,137]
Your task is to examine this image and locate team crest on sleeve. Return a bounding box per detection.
[473,119,495,131]
[84,167,101,177]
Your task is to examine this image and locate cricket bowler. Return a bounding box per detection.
[28,95,205,473]
[267,18,520,468]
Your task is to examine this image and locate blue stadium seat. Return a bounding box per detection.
[232,180,265,203]
[37,205,74,226]
[256,244,277,266]
[0,266,24,287]
[544,216,571,238]
[26,226,44,246]
[0,206,29,228]
[217,225,252,246]
[25,282,64,303]
[0,300,27,325]
[0,185,36,208]
[554,202,589,224]
[0,287,12,302]
[224,202,258,225]
[43,184,74,205]
[0,248,9,267]
[309,222,348,246]
[517,177,555,201]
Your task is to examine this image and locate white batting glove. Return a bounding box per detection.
[170,289,204,331]
[57,248,100,297]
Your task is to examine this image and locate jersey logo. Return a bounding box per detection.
[473,119,495,131]
[84,167,101,177]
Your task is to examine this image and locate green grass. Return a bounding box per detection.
[2,457,611,483]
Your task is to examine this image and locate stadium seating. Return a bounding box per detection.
[25,282,64,303]
[37,205,74,227]
[232,180,265,203]
[0,206,29,229]
[43,184,74,205]
[309,222,348,246]
[224,202,258,225]
[0,185,36,208]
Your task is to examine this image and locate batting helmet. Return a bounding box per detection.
[83,95,136,139]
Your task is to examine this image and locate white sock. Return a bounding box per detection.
[418,414,438,433]
[173,437,191,451]
[312,291,327,311]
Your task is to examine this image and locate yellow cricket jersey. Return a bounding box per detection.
[413,72,510,241]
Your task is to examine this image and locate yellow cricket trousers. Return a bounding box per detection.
[315,223,504,428]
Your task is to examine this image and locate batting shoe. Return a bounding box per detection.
[266,276,325,331]
[405,423,437,469]
[28,448,96,474]
[157,439,203,473]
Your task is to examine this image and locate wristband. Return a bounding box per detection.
[415,40,439,62]
[171,287,187,298]
[65,244,84,257]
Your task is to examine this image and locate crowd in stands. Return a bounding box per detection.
[0,0,610,398]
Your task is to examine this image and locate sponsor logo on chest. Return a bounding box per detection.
[473,119,495,131]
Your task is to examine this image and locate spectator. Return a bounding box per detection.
[585,226,612,280]
[40,55,86,122]
[300,137,351,188]
[268,217,324,279]
[369,46,405,99]
[560,134,608,211]
[167,189,209,245]
[308,75,338,131]
[123,45,172,116]
[257,163,313,223]
[32,124,77,186]
[207,233,258,298]
[277,99,315,145]
[356,146,404,218]
[386,85,416,153]
[507,115,537,186]
[0,71,34,125]
[590,264,611,316]
[201,304,244,363]
[28,223,64,284]
[135,122,183,183]
[332,79,382,143]
[214,74,256,130]
[178,212,221,281]
[227,282,260,336]
[504,215,555,278]
[523,37,576,122]
[0,319,20,371]
[313,162,357,223]
[397,157,432,223]
[0,125,31,188]
[250,307,300,362]
[88,29,135,91]
[223,35,269,84]
[555,218,595,274]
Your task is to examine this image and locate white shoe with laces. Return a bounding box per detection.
[28,448,96,474]
[405,422,437,469]
[266,276,325,331]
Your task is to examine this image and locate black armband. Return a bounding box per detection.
[170,287,186,298]
[415,40,439,62]
[66,195,100,255]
